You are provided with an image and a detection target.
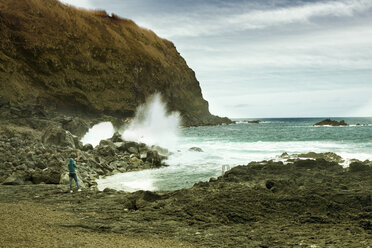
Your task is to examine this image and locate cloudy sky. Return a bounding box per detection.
[61,0,372,118]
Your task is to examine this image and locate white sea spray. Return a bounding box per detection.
[122,93,181,150]
[81,121,115,147]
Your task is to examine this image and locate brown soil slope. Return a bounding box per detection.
[0,0,229,126]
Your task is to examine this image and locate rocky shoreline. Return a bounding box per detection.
[0,103,169,188]
[1,104,372,247]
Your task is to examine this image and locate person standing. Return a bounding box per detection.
[68,158,81,193]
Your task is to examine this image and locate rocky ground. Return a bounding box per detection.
[1,159,371,247]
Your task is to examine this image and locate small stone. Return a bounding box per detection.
[189,147,203,152]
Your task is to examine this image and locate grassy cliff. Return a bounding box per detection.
[0,0,230,126]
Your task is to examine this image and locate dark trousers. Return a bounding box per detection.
[69,173,80,190]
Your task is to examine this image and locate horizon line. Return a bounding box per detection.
[229,116,372,119]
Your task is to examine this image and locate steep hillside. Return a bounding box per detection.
[0,0,230,126]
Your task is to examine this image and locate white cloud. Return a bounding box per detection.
[59,0,93,9]
[229,0,372,30]
[138,0,372,38]
[180,24,372,73]
[353,99,372,117]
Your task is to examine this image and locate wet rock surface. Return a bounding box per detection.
[247,120,261,123]
[280,152,346,164]
[0,159,371,247]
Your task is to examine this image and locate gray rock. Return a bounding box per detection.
[82,143,93,151]
[59,172,87,189]
[31,168,63,184]
[61,117,89,138]
[109,161,128,170]
[2,174,25,185]
[96,145,116,157]
[99,139,116,148]
[73,136,83,150]
[42,126,75,148]
[189,147,204,152]
[114,142,125,150]
[129,157,142,168]
[110,132,123,143]
[146,151,161,167]
[140,151,147,160]
[128,146,139,154]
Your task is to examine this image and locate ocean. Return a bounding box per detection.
[96,117,372,192]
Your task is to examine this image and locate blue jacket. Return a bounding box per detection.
[68,158,78,173]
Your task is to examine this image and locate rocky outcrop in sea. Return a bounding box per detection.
[313,119,348,126]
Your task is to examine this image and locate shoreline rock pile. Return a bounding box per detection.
[0,104,169,188]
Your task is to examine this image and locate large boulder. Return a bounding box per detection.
[95,144,116,157]
[2,174,25,185]
[99,139,116,149]
[61,117,89,138]
[31,168,63,184]
[82,143,93,151]
[129,157,143,168]
[146,151,162,167]
[42,126,75,148]
[126,141,140,154]
[110,132,124,143]
[59,172,86,189]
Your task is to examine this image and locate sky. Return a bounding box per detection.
[60,0,372,118]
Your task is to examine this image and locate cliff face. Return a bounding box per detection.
[0,0,230,126]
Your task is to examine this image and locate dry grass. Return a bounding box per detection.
[0,0,211,124]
